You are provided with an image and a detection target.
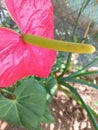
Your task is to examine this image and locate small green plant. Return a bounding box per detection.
[0,0,98,130]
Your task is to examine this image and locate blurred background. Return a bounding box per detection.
[52,0,98,68]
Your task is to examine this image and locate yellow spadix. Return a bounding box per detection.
[23,34,95,54]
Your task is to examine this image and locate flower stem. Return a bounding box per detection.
[58,53,72,78]
[59,0,91,78]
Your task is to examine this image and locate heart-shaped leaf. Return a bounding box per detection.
[41,106,54,123]
[0,78,46,129]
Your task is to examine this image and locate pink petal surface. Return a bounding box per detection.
[4,0,54,38]
[0,0,56,87]
[0,28,56,87]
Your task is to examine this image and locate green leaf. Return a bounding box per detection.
[60,77,98,89]
[58,86,82,105]
[69,58,98,78]
[70,70,98,78]
[89,107,98,119]
[42,76,58,104]
[58,81,98,130]
[29,125,42,130]
[0,78,46,129]
[41,107,54,123]
[58,86,98,119]
[96,102,98,105]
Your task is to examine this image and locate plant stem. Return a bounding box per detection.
[58,81,98,130]
[58,53,72,77]
[0,89,13,95]
[59,0,85,78]
[59,0,90,78]
[82,1,97,43]
[73,0,89,37]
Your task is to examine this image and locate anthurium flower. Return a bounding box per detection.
[0,0,95,87]
[0,0,56,87]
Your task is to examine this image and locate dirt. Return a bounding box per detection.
[0,82,98,130]
[42,83,98,130]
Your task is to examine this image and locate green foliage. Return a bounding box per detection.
[0,78,46,129]
[58,81,98,129]
[42,76,58,104]
[1,0,98,130]
[41,107,54,123]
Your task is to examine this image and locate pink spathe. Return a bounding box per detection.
[0,0,56,87]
